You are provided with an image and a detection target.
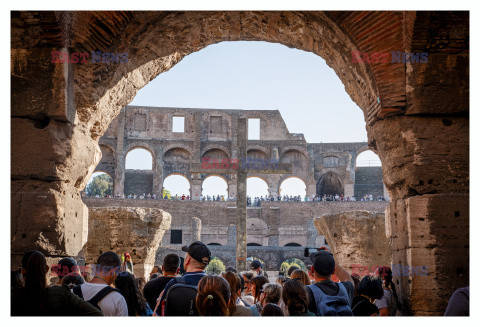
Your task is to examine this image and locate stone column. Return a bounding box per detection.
[113,108,126,196]
[344,183,354,198]
[267,207,280,246]
[190,176,202,200]
[236,118,248,271]
[191,217,202,242]
[306,184,316,198]
[228,178,237,199]
[152,147,164,197]
[11,48,93,266]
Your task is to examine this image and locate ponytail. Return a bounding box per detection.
[196,275,231,316]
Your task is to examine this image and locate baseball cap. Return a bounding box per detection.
[310,250,335,276]
[182,241,211,265]
[250,260,262,270]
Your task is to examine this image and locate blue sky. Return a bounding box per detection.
[91,41,381,197]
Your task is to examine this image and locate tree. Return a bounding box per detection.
[162,188,171,199]
[206,257,226,275]
[279,258,306,276]
[85,173,113,197]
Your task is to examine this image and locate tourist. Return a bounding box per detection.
[223,271,252,316]
[248,275,269,314]
[275,275,287,285]
[261,303,285,316]
[143,253,180,310]
[61,272,85,289]
[282,279,315,316]
[157,242,210,315]
[11,250,103,316]
[444,286,469,316]
[196,275,231,316]
[290,268,311,286]
[375,266,402,316]
[351,276,384,316]
[136,277,146,294]
[73,251,128,316]
[250,260,263,276]
[115,271,153,316]
[52,257,79,286]
[225,266,237,273]
[306,250,354,316]
[261,282,282,306]
[287,265,298,278]
[149,265,161,280]
[240,271,255,306]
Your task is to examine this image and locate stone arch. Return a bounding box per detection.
[284,242,302,247]
[201,174,229,197]
[279,176,307,198]
[163,173,191,198]
[162,147,191,177]
[201,148,230,160]
[246,175,270,198]
[316,171,344,196]
[355,149,382,167]
[125,146,154,170]
[279,149,309,173]
[247,148,269,160]
[96,144,116,177]
[201,145,230,159]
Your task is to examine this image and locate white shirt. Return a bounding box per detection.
[80,282,128,316]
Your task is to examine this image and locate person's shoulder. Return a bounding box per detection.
[234,305,253,316]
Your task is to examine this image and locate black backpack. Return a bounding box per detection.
[73,284,120,310]
[163,277,198,316]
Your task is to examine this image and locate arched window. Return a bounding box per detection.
[316,172,344,196]
[125,148,153,170]
[279,177,307,199]
[202,175,228,197]
[163,174,190,198]
[284,242,302,247]
[356,150,381,167]
[247,243,262,246]
[84,172,114,197]
[247,176,269,198]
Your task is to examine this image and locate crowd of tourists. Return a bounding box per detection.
[82,192,387,203]
[11,241,468,316]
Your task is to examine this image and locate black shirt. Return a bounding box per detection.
[143,276,175,310]
[306,280,354,315]
[351,296,379,316]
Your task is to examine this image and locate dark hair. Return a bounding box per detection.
[263,283,282,305]
[351,273,361,297]
[136,277,146,293]
[237,273,245,291]
[57,257,78,280]
[21,250,37,270]
[242,271,254,283]
[356,276,384,300]
[276,276,287,285]
[290,269,310,286]
[162,254,180,273]
[261,303,284,316]
[179,256,186,275]
[150,273,159,280]
[24,250,48,315]
[282,279,309,316]
[196,275,231,316]
[226,266,237,273]
[11,270,23,289]
[287,265,299,277]
[61,273,85,289]
[251,275,269,303]
[115,272,148,316]
[97,251,121,269]
[378,266,403,311]
[223,271,241,315]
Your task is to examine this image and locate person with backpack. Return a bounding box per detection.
[375,266,402,316]
[351,276,384,316]
[143,253,180,310]
[11,250,103,316]
[155,241,211,316]
[306,250,355,316]
[72,251,128,316]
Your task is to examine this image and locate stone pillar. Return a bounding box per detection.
[344,183,354,198]
[314,211,392,273]
[85,207,172,281]
[369,114,469,315]
[11,47,94,264]
[267,207,280,246]
[152,148,164,197]
[236,118,248,271]
[383,183,390,201]
[228,178,237,199]
[306,184,316,198]
[190,176,202,200]
[191,217,202,242]
[113,108,126,196]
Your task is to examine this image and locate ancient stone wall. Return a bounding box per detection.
[354,166,385,198]
[97,106,380,200]
[314,211,392,273]
[84,207,171,280]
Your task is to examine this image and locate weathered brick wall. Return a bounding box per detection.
[354,166,384,198]
[124,170,153,195]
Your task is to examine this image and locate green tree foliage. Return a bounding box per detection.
[206,257,226,275]
[162,188,171,199]
[279,258,307,276]
[85,173,113,197]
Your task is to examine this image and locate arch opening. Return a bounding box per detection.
[201,175,228,198]
[84,172,114,197]
[316,172,344,197]
[279,177,307,199]
[163,174,191,199]
[247,176,269,200]
[125,148,153,170]
[356,150,381,167]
